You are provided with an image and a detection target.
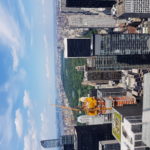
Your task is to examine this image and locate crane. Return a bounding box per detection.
[50,104,112,116]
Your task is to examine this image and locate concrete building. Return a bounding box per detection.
[86,55,150,70]
[99,140,120,150]
[121,116,147,150]
[115,0,150,18]
[64,34,150,57]
[64,35,150,70]
[142,73,150,148]
[77,114,112,125]
[112,103,150,150]
[67,14,118,28]
[90,87,126,98]
[83,70,122,84]
[92,34,150,56]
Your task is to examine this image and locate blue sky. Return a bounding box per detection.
[0,0,57,149]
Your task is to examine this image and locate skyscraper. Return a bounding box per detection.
[65,34,150,58]
[86,55,150,70]
[64,34,150,70]
[41,139,61,148]
[75,124,115,150]
[67,14,119,28]
[61,0,116,13]
[64,38,91,58]
[90,88,126,98]
[92,34,150,56]
[83,70,122,83]
[65,0,116,8]
[41,135,74,148]
[115,0,150,18]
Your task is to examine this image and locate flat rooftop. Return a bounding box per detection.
[114,102,142,118]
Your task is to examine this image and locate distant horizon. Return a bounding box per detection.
[0,0,59,150]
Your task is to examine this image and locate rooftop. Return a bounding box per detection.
[114,102,142,118]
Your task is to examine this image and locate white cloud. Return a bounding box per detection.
[23,90,32,108]
[24,103,41,150]
[41,0,45,6]
[0,4,23,71]
[45,57,50,80]
[0,98,13,145]
[18,0,31,29]
[40,110,50,139]
[40,107,57,139]
[43,35,49,50]
[43,35,50,80]
[15,109,23,137]
[24,122,39,150]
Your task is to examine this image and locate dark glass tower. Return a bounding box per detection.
[41,135,74,148]
[66,0,116,8]
[66,39,91,58]
[75,124,114,150]
[87,55,150,70]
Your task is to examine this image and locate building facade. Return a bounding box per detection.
[41,135,74,148]
[142,73,150,148]
[67,14,118,28]
[99,140,120,150]
[86,55,150,70]
[92,34,150,56]
[90,88,126,98]
[116,0,150,18]
[121,116,148,150]
[75,124,115,150]
[77,114,112,125]
[61,0,116,13]
[83,70,122,83]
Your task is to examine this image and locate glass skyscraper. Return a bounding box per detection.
[41,135,74,148]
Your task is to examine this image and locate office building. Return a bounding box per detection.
[86,55,150,70]
[115,0,150,18]
[64,38,91,58]
[142,73,150,148]
[92,34,150,56]
[65,0,116,8]
[90,88,126,98]
[121,116,148,150]
[99,140,120,150]
[41,139,61,148]
[112,102,150,149]
[74,124,115,150]
[64,144,74,150]
[65,34,150,57]
[83,70,122,84]
[61,0,116,14]
[112,103,143,143]
[77,114,112,125]
[41,124,116,150]
[67,14,118,28]
[41,135,74,148]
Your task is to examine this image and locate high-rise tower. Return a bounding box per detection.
[41,135,74,148]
